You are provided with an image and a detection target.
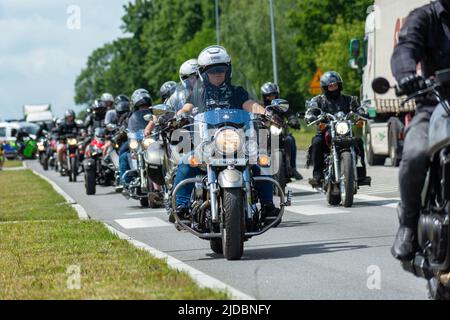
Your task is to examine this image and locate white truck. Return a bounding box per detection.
[350,0,432,166]
[23,104,54,125]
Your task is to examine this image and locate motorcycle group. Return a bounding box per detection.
[29,4,450,297]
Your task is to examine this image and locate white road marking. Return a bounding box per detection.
[124,210,167,216]
[115,217,171,229]
[287,204,349,216]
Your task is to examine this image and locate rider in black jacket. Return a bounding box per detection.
[57,109,80,167]
[261,82,303,181]
[390,0,450,261]
[306,71,367,187]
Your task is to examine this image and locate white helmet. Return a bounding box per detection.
[179,59,198,82]
[100,93,114,103]
[197,45,232,83]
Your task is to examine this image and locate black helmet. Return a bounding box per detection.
[320,71,343,97]
[131,89,152,112]
[261,82,280,104]
[92,99,107,115]
[64,109,75,119]
[115,95,130,115]
[159,81,177,102]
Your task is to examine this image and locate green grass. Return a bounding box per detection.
[0,170,77,222]
[291,120,316,151]
[0,170,229,300]
[2,160,22,168]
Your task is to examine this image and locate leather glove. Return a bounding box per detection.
[399,74,426,95]
[288,115,300,130]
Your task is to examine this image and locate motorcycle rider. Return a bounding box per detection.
[118,89,154,186]
[84,99,107,135]
[390,0,450,261]
[261,82,303,181]
[57,109,80,169]
[103,95,131,157]
[174,45,279,225]
[306,71,368,187]
[160,81,177,103]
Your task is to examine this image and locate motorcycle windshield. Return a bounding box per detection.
[195,109,253,127]
[128,129,144,141]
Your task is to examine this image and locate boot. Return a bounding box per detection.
[391,204,418,261]
[293,169,303,181]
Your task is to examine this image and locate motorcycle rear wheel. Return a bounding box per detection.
[222,188,245,261]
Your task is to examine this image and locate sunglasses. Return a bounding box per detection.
[206,65,228,75]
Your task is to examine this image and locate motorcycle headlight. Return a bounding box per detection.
[270,125,283,136]
[129,139,139,150]
[336,122,350,135]
[142,138,155,149]
[38,145,45,151]
[214,128,242,155]
[68,138,78,146]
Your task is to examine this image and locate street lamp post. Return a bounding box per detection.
[215,0,220,45]
[269,0,278,84]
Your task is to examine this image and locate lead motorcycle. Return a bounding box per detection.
[372,68,450,300]
[305,106,371,207]
[171,100,291,261]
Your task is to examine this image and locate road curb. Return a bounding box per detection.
[25,162,90,220]
[104,223,256,301]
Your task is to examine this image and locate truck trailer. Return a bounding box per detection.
[350,0,432,166]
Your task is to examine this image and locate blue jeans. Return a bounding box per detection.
[174,159,274,208]
[119,151,131,184]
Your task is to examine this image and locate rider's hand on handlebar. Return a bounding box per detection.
[288,115,301,130]
[399,74,427,95]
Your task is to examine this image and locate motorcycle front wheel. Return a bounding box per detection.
[340,151,355,208]
[221,188,245,261]
[70,157,77,182]
[85,170,96,195]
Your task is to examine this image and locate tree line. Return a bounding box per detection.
[75,0,372,112]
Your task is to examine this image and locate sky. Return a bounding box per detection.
[0,0,130,121]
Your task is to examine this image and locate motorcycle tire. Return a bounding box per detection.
[70,157,77,182]
[210,238,223,255]
[222,188,245,261]
[140,197,149,208]
[327,183,341,206]
[85,170,96,195]
[340,151,355,208]
[43,155,49,171]
[428,277,450,300]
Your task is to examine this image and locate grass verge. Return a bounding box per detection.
[3,160,23,168]
[0,170,228,299]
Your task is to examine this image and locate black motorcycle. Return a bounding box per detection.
[305,107,371,207]
[372,68,450,300]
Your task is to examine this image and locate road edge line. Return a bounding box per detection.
[24,162,89,220]
[104,223,256,301]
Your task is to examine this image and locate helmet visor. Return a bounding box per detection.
[205,65,229,75]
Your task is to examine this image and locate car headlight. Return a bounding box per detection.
[129,139,139,150]
[142,138,155,149]
[214,128,242,155]
[270,125,283,136]
[68,138,78,146]
[336,122,350,135]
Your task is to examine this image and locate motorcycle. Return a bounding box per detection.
[372,68,450,300]
[63,134,82,182]
[171,100,290,260]
[121,129,160,207]
[143,107,191,215]
[47,133,59,172]
[266,103,296,194]
[83,128,114,195]
[305,106,371,207]
[37,134,48,170]
[104,124,127,190]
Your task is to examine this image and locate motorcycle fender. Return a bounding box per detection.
[218,169,243,188]
[83,158,96,171]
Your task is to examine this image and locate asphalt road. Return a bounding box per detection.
[27,154,429,300]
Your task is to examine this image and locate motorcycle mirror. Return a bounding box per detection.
[143,114,153,122]
[149,104,174,117]
[372,77,391,94]
[266,99,289,114]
